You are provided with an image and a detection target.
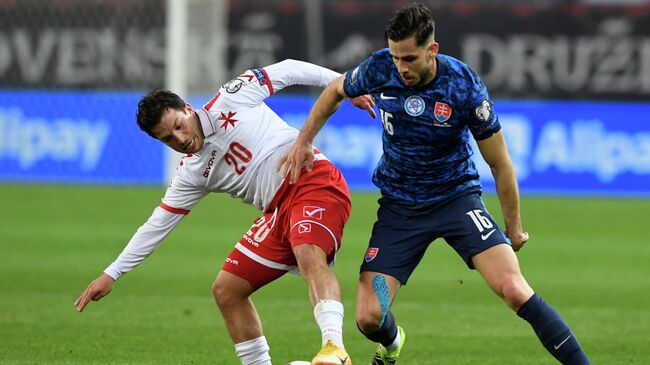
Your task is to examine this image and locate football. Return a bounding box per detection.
[287,362,311,365]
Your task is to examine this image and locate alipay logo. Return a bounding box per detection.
[0,108,110,171]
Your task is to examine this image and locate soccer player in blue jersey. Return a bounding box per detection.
[278,3,591,365]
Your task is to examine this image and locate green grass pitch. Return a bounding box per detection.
[1,184,649,364]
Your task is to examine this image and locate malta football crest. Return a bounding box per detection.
[434,102,452,123]
[365,247,379,262]
[218,111,238,130]
[404,95,425,116]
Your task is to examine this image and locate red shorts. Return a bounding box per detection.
[222,160,351,290]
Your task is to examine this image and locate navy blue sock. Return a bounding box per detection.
[358,311,398,347]
[517,293,590,365]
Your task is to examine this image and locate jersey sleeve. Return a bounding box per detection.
[103,206,185,280]
[218,59,341,108]
[343,56,373,98]
[343,49,393,98]
[103,173,207,280]
[464,71,501,141]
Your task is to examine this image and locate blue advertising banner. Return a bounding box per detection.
[0,90,165,185]
[2,90,648,196]
[263,96,650,197]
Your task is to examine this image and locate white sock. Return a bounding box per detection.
[234,336,272,365]
[385,329,401,352]
[313,299,345,348]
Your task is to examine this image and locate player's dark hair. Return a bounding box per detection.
[385,3,435,46]
[136,89,185,138]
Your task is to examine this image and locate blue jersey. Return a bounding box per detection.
[343,49,501,204]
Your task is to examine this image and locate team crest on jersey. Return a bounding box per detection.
[365,247,379,262]
[474,99,492,122]
[433,102,452,123]
[219,111,238,130]
[303,206,325,220]
[404,95,425,116]
[223,78,244,93]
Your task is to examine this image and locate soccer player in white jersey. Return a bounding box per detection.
[74,59,375,365]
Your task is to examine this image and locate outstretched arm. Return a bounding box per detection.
[276,75,348,184]
[476,130,528,251]
[74,206,186,312]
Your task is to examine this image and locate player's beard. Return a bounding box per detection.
[415,55,435,87]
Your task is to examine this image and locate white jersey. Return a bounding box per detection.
[104,60,340,280]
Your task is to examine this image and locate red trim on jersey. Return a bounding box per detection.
[159,202,190,215]
[260,68,274,95]
[203,92,221,110]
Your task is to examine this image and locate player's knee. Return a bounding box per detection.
[211,278,226,305]
[294,244,328,274]
[212,277,238,309]
[356,305,383,333]
[500,275,532,309]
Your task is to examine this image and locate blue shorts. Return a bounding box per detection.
[360,191,510,285]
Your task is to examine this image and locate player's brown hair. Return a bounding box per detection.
[136,89,186,138]
[385,3,435,46]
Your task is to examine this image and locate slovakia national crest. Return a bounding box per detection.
[365,247,379,262]
[404,95,425,116]
[434,102,452,123]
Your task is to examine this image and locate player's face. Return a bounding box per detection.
[388,35,438,87]
[151,103,205,154]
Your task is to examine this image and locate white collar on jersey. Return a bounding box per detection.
[196,108,217,138]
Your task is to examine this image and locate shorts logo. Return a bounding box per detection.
[298,222,312,233]
[303,206,325,220]
[434,102,452,123]
[225,257,239,266]
[404,95,425,116]
[365,247,379,262]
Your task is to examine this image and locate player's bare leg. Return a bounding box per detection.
[294,244,341,305]
[213,270,271,365]
[473,243,590,364]
[356,272,405,365]
[293,243,350,365]
[472,243,533,309]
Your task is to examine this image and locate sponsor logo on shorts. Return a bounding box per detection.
[225,258,239,266]
[298,222,312,233]
[242,235,260,247]
[365,247,379,262]
[303,206,325,220]
[481,229,497,240]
